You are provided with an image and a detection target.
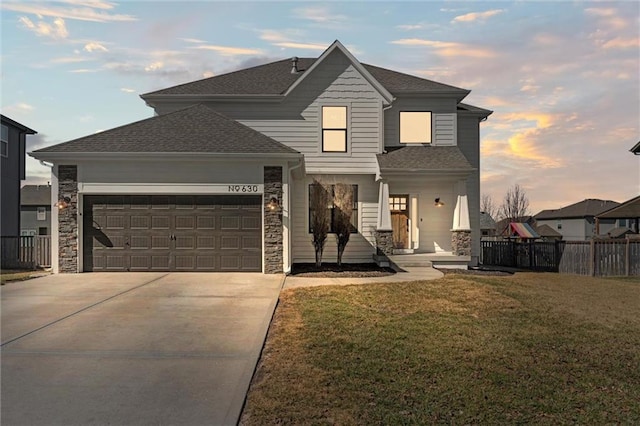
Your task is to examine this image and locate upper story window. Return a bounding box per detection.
[37,207,46,221]
[1,124,8,157]
[322,106,347,152]
[400,111,432,144]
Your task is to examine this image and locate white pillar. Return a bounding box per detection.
[376,181,392,230]
[452,195,471,231]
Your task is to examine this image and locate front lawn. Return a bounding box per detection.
[242,273,640,424]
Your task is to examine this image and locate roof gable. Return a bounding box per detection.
[141,41,471,102]
[1,114,37,134]
[283,40,394,104]
[535,199,620,220]
[596,195,640,219]
[32,104,299,156]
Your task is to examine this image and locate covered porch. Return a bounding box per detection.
[373,146,476,268]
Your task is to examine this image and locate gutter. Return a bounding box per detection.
[28,151,303,162]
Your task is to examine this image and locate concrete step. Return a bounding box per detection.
[387,255,433,268]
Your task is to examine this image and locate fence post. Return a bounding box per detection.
[529,240,534,269]
[626,238,630,277]
[590,239,596,276]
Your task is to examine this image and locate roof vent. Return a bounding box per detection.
[290,56,299,74]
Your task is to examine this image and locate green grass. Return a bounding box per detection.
[242,273,640,424]
[0,270,49,284]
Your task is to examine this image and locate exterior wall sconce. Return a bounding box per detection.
[434,197,445,207]
[55,196,71,210]
[268,197,280,211]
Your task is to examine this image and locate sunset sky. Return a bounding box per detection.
[1,0,638,215]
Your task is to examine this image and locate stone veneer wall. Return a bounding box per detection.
[263,167,283,273]
[58,165,78,273]
[451,230,472,256]
[374,230,394,256]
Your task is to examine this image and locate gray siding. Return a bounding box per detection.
[20,206,52,236]
[291,174,379,263]
[457,114,482,263]
[1,125,26,237]
[156,49,384,175]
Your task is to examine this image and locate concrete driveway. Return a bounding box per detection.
[1,272,283,426]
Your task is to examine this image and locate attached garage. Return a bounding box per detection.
[83,195,262,272]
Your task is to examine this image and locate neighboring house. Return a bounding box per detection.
[30,40,492,274]
[595,194,640,234]
[21,184,52,236]
[480,211,497,237]
[631,141,640,155]
[534,199,621,241]
[1,115,37,237]
[535,224,563,241]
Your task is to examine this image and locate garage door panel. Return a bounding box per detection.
[83,195,262,272]
[175,216,195,229]
[197,236,215,249]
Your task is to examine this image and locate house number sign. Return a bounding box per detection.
[228,184,261,193]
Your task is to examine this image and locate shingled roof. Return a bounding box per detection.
[535,199,620,220]
[21,185,51,206]
[377,146,474,172]
[32,104,299,155]
[142,58,469,98]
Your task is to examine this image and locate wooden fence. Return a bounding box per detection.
[481,239,640,277]
[1,236,51,269]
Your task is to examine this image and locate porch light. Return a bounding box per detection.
[268,197,280,211]
[434,197,445,207]
[55,196,71,210]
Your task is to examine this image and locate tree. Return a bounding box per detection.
[481,193,498,220]
[332,183,354,266]
[309,179,331,268]
[499,183,530,222]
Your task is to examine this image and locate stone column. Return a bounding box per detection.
[451,230,471,256]
[58,165,78,273]
[264,166,283,273]
[375,230,394,256]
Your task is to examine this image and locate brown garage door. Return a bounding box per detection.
[83,195,262,272]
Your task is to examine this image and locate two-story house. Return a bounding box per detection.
[30,41,491,273]
[1,115,37,237]
[534,199,622,241]
[20,184,52,236]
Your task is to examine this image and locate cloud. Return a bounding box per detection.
[144,61,164,72]
[584,7,627,29]
[258,29,327,51]
[452,9,505,23]
[292,6,347,24]
[2,103,35,115]
[188,45,263,56]
[120,88,136,93]
[2,1,137,22]
[51,56,91,64]
[70,68,98,73]
[84,42,108,52]
[396,24,422,31]
[390,38,497,58]
[601,37,639,49]
[19,16,68,39]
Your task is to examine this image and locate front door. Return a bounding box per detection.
[389,195,409,249]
